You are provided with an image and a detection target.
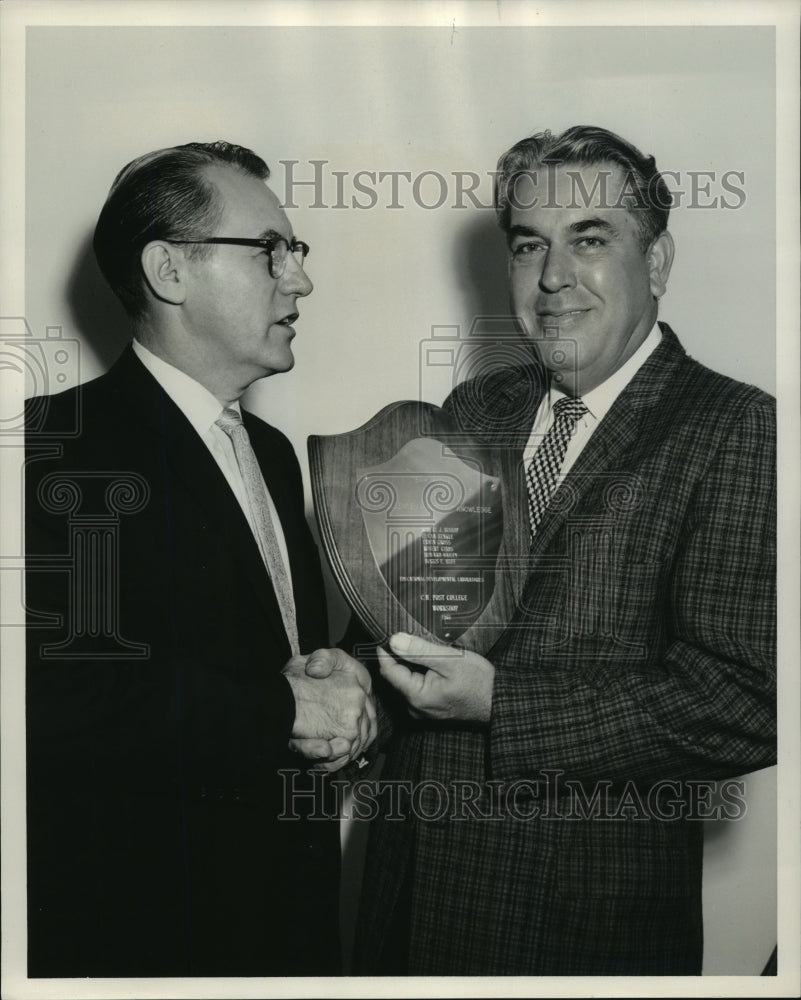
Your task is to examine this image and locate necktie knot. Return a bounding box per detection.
[552,395,587,426]
[216,407,244,435]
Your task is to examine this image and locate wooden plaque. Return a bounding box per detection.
[309,401,512,654]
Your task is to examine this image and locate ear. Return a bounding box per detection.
[140,241,187,306]
[647,231,675,299]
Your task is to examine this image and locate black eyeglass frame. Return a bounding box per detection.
[167,236,310,278]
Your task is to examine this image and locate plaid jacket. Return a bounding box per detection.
[353,325,776,975]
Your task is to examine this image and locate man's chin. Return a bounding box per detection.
[260,351,296,378]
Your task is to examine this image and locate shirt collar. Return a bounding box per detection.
[547,322,662,421]
[132,339,240,435]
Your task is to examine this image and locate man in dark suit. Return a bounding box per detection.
[25,140,375,977]
[354,126,776,974]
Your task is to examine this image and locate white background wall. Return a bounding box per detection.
[10,10,786,983]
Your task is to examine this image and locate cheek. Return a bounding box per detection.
[594,258,651,304]
[509,269,539,308]
[578,261,615,294]
[235,278,274,318]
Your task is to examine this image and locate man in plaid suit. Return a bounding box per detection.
[352,126,776,975]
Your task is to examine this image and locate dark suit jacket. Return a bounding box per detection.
[354,324,776,975]
[25,345,340,977]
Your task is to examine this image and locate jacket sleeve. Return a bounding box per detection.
[487,397,776,786]
[25,539,298,794]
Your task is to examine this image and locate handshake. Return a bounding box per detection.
[282,648,377,773]
[281,632,496,772]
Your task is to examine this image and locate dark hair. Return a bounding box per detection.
[494,125,672,251]
[93,140,269,318]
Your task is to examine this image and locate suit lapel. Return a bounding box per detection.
[107,347,291,650]
[527,398,643,560]
[527,323,688,563]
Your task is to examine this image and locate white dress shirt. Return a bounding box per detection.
[523,323,662,484]
[132,339,294,594]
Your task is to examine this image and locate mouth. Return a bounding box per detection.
[276,312,299,328]
[537,309,588,321]
[536,309,589,333]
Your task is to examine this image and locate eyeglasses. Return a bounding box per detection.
[168,236,310,278]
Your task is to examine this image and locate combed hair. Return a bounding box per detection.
[494,125,672,251]
[93,141,269,318]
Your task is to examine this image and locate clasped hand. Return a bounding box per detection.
[283,648,377,772]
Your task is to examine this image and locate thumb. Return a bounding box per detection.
[376,644,422,700]
[304,648,336,678]
[388,632,457,677]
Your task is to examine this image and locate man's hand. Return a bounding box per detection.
[377,632,494,724]
[283,648,377,771]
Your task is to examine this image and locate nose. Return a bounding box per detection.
[280,253,313,297]
[539,244,574,293]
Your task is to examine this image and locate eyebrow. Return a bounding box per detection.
[506,224,543,246]
[507,224,542,238]
[257,228,289,242]
[569,217,620,238]
[507,217,620,244]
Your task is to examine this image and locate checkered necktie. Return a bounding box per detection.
[526,396,588,538]
[216,407,299,656]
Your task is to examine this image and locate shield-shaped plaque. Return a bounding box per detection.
[309,401,511,653]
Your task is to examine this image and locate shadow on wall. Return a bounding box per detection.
[66,230,131,374]
[452,211,511,322]
[442,212,538,392]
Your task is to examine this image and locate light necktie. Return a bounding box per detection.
[525,395,588,539]
[215,407,300,656]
